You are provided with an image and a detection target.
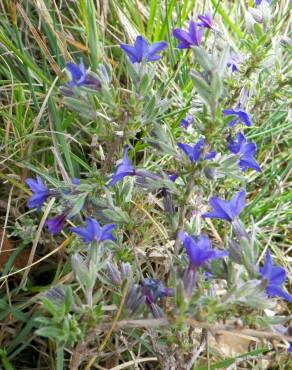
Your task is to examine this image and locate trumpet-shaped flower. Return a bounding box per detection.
[26,176,49,210]
[203,189,246,221]
[142,278,174,304]
[179,114,193,128]
[65,60,101,90]
[178,138,205,162]
[66,59,87,87]
[46,213,68,234]
[204,150,217,160]
[227,52,243,72]
[259,251,292,302]
[120,36,167,64]
[228,132,261,172]
[198,13,213,29]
[108,146,136,186]
[255,0,272,5]
[173,21,204,49]
[71,218,117,243]
[223,107,252,127]
[179,232,228,268]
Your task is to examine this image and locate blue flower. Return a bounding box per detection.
[259,251,292,302]
[227,52,243,73]
[66,59,87,87]
[179,114,193,128]
[142,278,174,303]
[168,173,179,182]
[198,12,213,29]
[179,232,228,268]
[178,138,205,162]
[173,21,204,49]
[202,189,246,222]
[26,176,49,210]
[72,178,80,185]
[288,343,292,353]
[120,36,167,64]
[46,213,68,234]
[223,107,252,127]
[64,60,101,90]
[228,132,261,172]
[108,146,136,187]
[204,150,217,160]
[255,0,272,5]
[70,218,117,243]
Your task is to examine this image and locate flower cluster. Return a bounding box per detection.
[25,1,291,358]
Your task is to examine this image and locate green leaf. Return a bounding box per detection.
[68,193,88,218]
[191,72,212,106]
[192,46,214,71]
[36,326,63,339]
[211,72,223,99]
[64,287,73,314]
[103,208,130,223]
[216,45,230,77]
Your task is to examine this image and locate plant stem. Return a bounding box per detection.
[56,344,64,370]
[174,174,195,254]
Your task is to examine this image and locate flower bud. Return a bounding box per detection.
[232,219,249,240]
[228,238,243,264]
[183,267,197,298]
[120,262,133,282]
[107,261,122,285]
[149,303,164,318]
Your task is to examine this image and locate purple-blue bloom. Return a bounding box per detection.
[227,52,243,72]
[173,21,204,49]
[168,173,179,182]
[255,0,272,5]
[179,114,193,128]
[259,251,292,302]
[202,189,246,222]
[46,213,68,234]
[223,107,252,127]
[198,12,213,29]
[204,150,217,160]
[179,232,228,268]
[288,343,292,353]
[72,178,80,185]
[65,60,101,90]
[120,36,167,64]
[228,132,261,172]
[178,138,205,162]
[142,278,174,304]
[108,146,136,187]
[66,59,87,87]
[70,218,117,243]
[26,176,49,210]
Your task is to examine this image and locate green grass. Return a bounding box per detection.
[0,0,291,369]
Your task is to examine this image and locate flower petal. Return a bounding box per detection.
[204,197,233,221]
[267,285,292,302]
[135,36,149,61]
[70,226,92,242]
[173,28,194,44]
[147,41,167,60]
[230,189,246,218]
[66,62,83,81]
[120,44,140,63]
